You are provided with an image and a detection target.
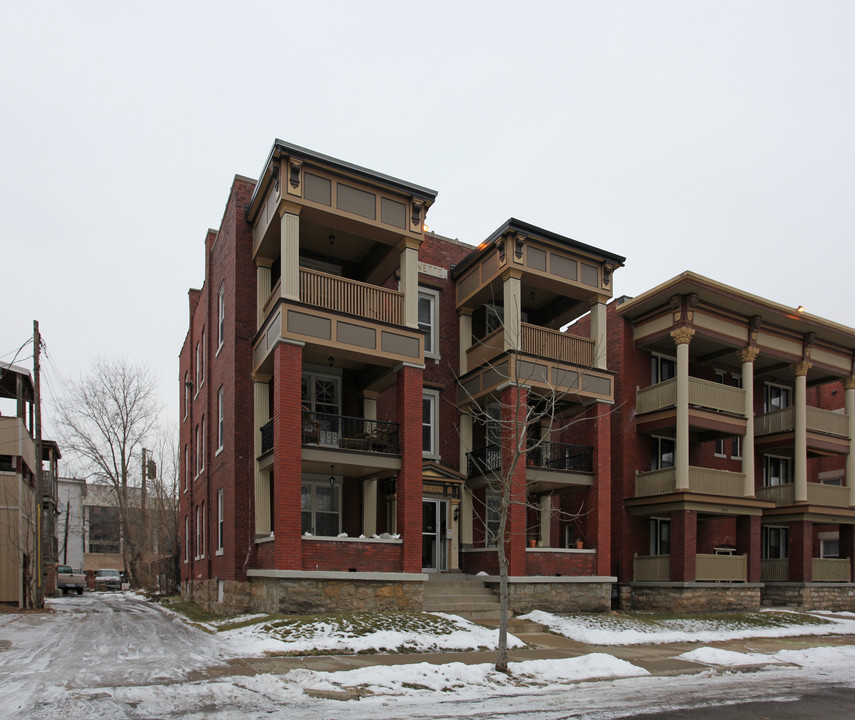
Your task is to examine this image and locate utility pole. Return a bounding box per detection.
[33,320,45,608]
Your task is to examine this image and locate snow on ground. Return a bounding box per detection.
[216,610,525,656]
[521,608,855,645]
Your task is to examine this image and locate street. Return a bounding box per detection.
[2,593,854,719]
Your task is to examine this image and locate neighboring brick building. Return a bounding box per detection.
[179,141,623,614]
[606,273,855,611]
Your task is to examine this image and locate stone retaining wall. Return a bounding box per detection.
[483,580,612,614]
[628,583,762,612]
[761,583,855,611]
[182,576,423,615]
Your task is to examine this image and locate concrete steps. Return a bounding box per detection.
[423,574,502,621]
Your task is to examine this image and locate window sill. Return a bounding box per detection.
[216,342,224,358]
[255,533,275,545]
[215,446,223,457]
[215,549,224,557]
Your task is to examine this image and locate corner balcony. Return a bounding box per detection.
[634,466,746,499]
[634,553,748,582]
[755,481,852,509]
[635,377,746,435]
[754,406,850,455]
[466,442,594,493]
[466,324,594,371]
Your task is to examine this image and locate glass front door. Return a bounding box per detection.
[422,499,448,572]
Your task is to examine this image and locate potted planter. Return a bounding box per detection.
[575,539,584,549]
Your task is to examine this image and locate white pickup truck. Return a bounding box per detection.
[57,565,86,595]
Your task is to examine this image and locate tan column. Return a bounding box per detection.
[459,412,473,478]
[793,361,812,504]
[459,311,472,375]
[257,266,271,328]
[460,486,473,547]
[738,348,759,497]
[503,271,522,352]
[253,380,271,535]
[362,479,378,536]
[845,376,855,508]
[539,494,551,547]
[363,392,378,421]
[590,299,608,370]
[279,207,300,301]
[672,327,695,491]
[400,240,419,329]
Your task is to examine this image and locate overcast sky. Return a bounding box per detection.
[2,1,854,443]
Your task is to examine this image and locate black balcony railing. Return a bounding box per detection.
[467,442,594,478]
[260,419,274,455]
[302,410,400,454]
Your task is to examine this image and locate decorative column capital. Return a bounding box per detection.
[671,326,695,346]
[843,376,855,391]
[737,347,759,364]
[792,361,813,377]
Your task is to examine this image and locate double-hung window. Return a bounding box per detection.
[764,455,791,487]
[651,436,675,470]
[764,382,791,413]
[301,476,341,536]
[301,371,341,445]
[217,386,224,452]
[651,354,676,385]
[762,526,788,559]
[650,517,671,555]
[217,489,224,553]
[217,283,225,350]
[418,288,440,359]
[422,389,439,458]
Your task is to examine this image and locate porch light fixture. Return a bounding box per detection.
[453,506,459,522]
[328,232,335,246]
[530,290,536,302]
[329,465,335,487]
[328,356,334,367]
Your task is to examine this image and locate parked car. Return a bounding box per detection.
[94,568,122,591]
[57,565,86,595]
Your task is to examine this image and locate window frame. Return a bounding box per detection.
[649,517,671,556]
[422,389,440,459]
[217,282,225,353]
[764,382,792,413]
[216,488,224,554]
[651,353,676,385]
[300,475,342,537]
[418,287,441,360]
[651,435,675,470]
[762,525,789,559]
[216,386,224,453]
[763,454,791,487]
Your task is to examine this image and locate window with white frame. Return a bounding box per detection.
[195,425,200,477]
[301,476,341,536]
[649,517,671,555]
[194,342,200,394]
[200,415,205,475]
[200,501,205,558]
[651,436,675,470]
[217,386,224,452]
[762,526,788,559]
[821,536,839,558]
[422,389,440,457]
[651,353,676,385]
[183,372,189,420]
[763,455,791,487]
[217,283,225,350]
[217,489,224,552]
[485,304,503,335]
[200,329,205,386]
[485,489,501,547]
[301,371,341,445]
[195,505,201,559]
[183,444,188,492]
[714,370,727,456]
[184,516,189,563]
[764,382,791,413]
[418,288,440,359]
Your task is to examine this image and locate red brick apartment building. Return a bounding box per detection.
[179,140,624,614]
[605,274,855,611]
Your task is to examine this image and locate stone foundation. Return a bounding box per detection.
[483,577,614,614]
[182,571,424,616]
[628,583,763,612]
[761,583,855,611]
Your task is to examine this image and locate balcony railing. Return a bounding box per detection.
[467,443,593,477]
[761,558,789,581]
[812,558,851,582]
[755,482,852,508]
[635,466,746,498]
[755,406,850,438]
[302,410,400,454]
[465,325,595,372]
[634,554,670,581]
[527,442,594,473]
[695,553,747,581]
[636,377,745,416]
[260,419,274,455]
[300,267,403,325]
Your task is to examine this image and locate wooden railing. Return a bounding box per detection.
[761,558,789,581]
[466,328,504,370]
[636,377,745,416]
[300,267,403,325]
[634,554,670,581]
[756,482,851,508]
[755,407,795,435]
[806,406,850,438]
[520,324,594,367]
[812,558,851,582]
[696,554,747,581]
[635,466,745,498]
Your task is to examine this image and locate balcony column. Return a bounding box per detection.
[256,265,271,329]
[400,239,420,329]
[793,361,812,504]
[539,495,551,547]
[503,269,523,352]
[460,485,473,548]
[361,391,379,536]
[459,310,472,375]
[253,378,271,536]
[845,376,855,508]
[396,363,424,572]
[459,412,473,481]
[737,347,759,497]
[671,327,695,491]
[589,297,608,370]
[500,383,528,576]
[278,203,301,302]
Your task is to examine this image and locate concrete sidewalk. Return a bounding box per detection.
[196,621,855,683]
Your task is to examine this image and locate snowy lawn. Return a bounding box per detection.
[520,608,855,645]
[159,604,527,656]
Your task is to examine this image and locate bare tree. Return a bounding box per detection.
[53,357,160,584]
[142,424,180,592]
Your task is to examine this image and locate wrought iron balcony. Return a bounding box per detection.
[466,442,593,478]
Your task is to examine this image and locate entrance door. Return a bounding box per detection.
[422,499,448,572]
